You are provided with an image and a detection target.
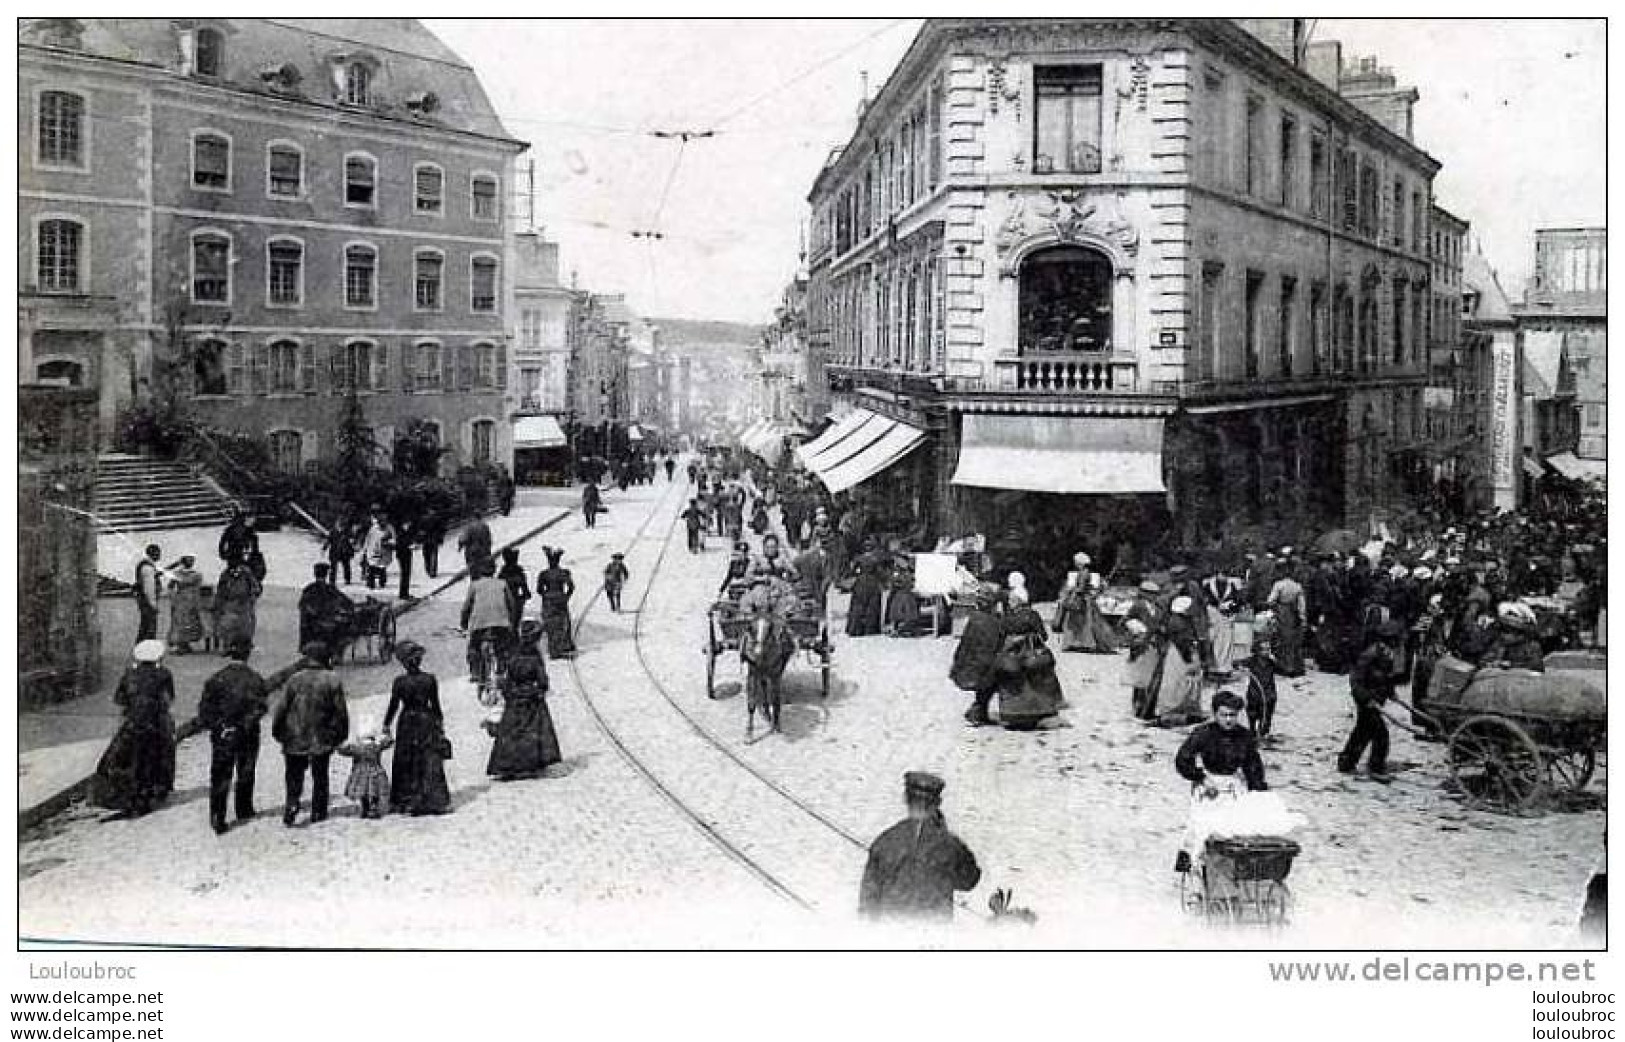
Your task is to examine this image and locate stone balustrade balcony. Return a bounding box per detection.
[991,353,1139,394]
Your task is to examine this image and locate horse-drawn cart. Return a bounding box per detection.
[705,595,832,737]
[1418,656,1606,814]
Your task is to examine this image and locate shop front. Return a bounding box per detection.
[512,414,571,486]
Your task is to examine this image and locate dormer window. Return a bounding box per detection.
[344,62,372,106]
[195,27,224,77]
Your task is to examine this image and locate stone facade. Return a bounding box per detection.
[806,18,1440,559]
[18,19,526,471]
[1514,227,1605,461]
[511,231,573,418]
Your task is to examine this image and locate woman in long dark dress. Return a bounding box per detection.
[92,640,177,816]
[996,589,1064,730]
[383,641,451,815]
[535,547,577,659]
[1053,551,1119,653]
[845,545,886,637]
[487,622,563,780]
[497,547,531,634]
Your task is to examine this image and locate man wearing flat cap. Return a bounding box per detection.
[271,641,350,825]
[196,638,268,834]
[860,771,981,922]
[1337,620,1406,782]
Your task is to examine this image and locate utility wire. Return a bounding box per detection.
[708,18,913,128]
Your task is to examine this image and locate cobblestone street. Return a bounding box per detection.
[19,472,1605,948]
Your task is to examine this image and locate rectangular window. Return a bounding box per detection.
[1278,276,1296,378]
[193,237,229,302]
[37,220,82,293]
[471,258,498,312]
[1392,279,1406,365]
[415,166,443,214]
[1278,114,1296,208]
[415,254,443,310]
[344,247,376,308]
[1309,133,1328,219]
[270,342,300,394]
[345,157,375,206]
[415,343,442,391]
[927,80,943,190]
[193,135,230,190]
[1413,192,1426,253]
[472,421,494,466]
[1244,271,1264,379]
[1392,180,1405,247]
[1309,281,1326,376]
[1034,65,1102,174]
[1358,161,1379,239]
[38,92,84,166]
[471,176,498,220]
[267,242,302,306]
[1244,96,1264,197]
[268,147,302,198]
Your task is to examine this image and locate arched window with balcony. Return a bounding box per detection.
[1018,245,1113,353]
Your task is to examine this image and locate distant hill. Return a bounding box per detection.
[648,317,763,352]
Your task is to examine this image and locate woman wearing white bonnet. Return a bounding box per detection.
[1053,551,1118,654]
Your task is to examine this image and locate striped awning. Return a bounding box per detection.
[802,408,925,493]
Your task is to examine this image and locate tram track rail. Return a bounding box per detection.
[560,469,868,916]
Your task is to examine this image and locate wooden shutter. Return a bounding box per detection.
[440,343,454,391]
[457,343,474,390]
[249,342,269,395]
[373,341,390,392]
[401,344,416,393]
[300,342,317,393]
[329,344,346,393]
[496,343,508,389]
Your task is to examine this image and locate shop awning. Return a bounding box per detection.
[795,409,869,466]
[1546,452,1606,485]
[1522,457,1545,479]
[801,410,895,474]
[626,424,644,442]
[513,415,567,449]
[818,417,926,494]
[950,414,1166,494]
[744,422,796,465]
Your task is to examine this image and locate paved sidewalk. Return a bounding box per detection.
[20,487,583,825]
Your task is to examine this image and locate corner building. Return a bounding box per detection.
[804,18,1437,588]
[19,18,526,471]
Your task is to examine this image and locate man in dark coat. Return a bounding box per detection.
[457,518,493,576]
[297,563,352,652]
[272,642,350,825]
[134,543,164,643]
[1338,621,1405,781]
[952,586,1004,727]
[860,772,981,923]
[196,639,268,834]
[218,507,258,567]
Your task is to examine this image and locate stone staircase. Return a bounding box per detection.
[93,453,241,534]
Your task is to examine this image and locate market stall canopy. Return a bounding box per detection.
[950,414,1166,494]
[626,424,644,441]
[513,415,567,449]
[816,414,926,494]
[1546,451,1606,486]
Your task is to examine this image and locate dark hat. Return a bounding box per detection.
[903,771,945,800]
[612,552,625,559]
[393,639,425,664]
[517,619,544,644]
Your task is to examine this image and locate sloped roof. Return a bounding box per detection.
[1463,249,1514,324]
[25,18,519,144]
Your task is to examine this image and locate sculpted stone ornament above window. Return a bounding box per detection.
[996,190,1139,278]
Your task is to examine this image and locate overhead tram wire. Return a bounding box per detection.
[707,18,913,130]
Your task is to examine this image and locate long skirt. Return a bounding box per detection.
[389,710,451,815]
[999,664,1063,729]
[486,689,562,779]
[542,598,576,658]
[1273,603,1306,677]
[846,578,884,636]
[169,587,206,645]
[1127,641,1162,718]
[1057,596,1119,653]
[1208,607,1237,673]
[92,714,176,814]
[215,601,257,646]
[1154,643,1204,726]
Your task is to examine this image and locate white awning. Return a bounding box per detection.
[802,410,892,474]
[1523,456,1545,479]
[1547,451,1606,485]
[627,424,644,441]
[513,415,567,449]
[795,409,869,466]
[744,423,792,465]
[818,417,926,494]
[951,414,1166,494]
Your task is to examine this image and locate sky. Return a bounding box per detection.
[426,18,1605,323]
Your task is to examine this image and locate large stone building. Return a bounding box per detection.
[1462,248,1521,511]
[19,18,526,473]
[802,18,1439,583]
[1423,205,1492,515]
[1515,227,1605,472]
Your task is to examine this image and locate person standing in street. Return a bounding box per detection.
[383,641,451,816]
[535,547,577,659]
[91,640,177,818]
[953,585,1005,727]
[603,552,630,613]
[298,563,352,653]
[195,638,268,834]
[217,507,258,569]
[272,641,350,825]
[213,555,262,651]
[1337,621,1405,782]
[457,516,493,577]
[134,544,164,643]
[360,510,393,590]
[859,772,982,923]
[393,518,416,601]
[485,621,563,782]
[664,456,676,482]
[497,547,532,633]
[582,481,602,529]
[681,498,706,554]
[323,515,356,586]
[419,513,446,580]
[166,554,205,654]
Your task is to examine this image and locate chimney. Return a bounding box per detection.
[1234,18,1306,65]
[1339,56,1419,141]
[1304,40,1341,91]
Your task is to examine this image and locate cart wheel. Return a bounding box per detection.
[377,608,397,663]
[1548,748,1597,793]
[1449,715,1545,813]
[1257,882,1292,926]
